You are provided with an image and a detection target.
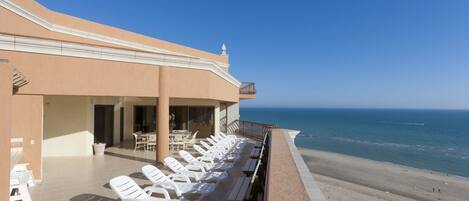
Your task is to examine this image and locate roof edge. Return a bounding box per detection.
[7,0,229,65]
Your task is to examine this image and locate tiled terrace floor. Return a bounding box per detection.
[29,139,254,201]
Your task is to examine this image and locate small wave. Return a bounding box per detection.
[330,137,412,148]
[379,121,425,126]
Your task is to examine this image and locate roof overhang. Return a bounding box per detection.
[0,0,241,87]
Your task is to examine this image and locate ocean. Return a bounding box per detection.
[240,108,469,177]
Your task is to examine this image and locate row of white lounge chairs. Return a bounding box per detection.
[110,132,247,201]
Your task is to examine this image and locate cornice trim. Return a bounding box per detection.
[0,0,235,84]
[0,34,241,87]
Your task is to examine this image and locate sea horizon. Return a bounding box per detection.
[240,107,469,178]
[241,106,469,111]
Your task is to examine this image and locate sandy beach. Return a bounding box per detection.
[299,149,469,201]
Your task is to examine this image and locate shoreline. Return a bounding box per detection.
[299,148,469,181]
[299,148,469,201]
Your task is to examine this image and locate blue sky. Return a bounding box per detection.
[38,0,469,109]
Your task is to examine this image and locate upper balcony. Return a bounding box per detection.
[240,82,256,100]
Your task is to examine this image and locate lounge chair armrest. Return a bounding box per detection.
[197,156,214,164]
[180,170,200,181]
[123,199,155,201]
[186,164,206,173]
[187,161,202,169]
[143,186,171,199]
[169,173,191,183]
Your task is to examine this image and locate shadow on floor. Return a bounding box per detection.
[70,194,117,201]
[102,182,111,190]
[129,172,147,180]
[104,151,157,164]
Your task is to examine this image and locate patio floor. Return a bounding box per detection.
[29,139,254,201]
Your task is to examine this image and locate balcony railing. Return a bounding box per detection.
[226,119,276,141]
[227,127,325,201]
[240,82,256,95]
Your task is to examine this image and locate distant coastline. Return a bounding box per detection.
[241,107,469,111]
[240,107,469,177]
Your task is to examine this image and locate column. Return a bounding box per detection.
[157,66,169,162]
[214,102,220,135]
[225,103,229,132]
[0,62,12,200]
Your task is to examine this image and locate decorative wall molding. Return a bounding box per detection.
[0,34,241,87]
[0,0,236,85]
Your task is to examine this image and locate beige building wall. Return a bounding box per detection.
[0,50,239,103]
[11,95,43,180]
[0,0,246,190]
[43,96,94,157]
[0,50,160,98]
[220,102,240,133]
[0,63,12,200]
[42,96,124,157]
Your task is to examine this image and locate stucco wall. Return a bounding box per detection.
[0,5,130,50]
[43,96,122,156]
[43,96,94,157]
[0,51,160,97]
[227,102,240,126]
[11,95,43,180]
[166,67,239,102]
[220,102,240,133]
[0,50,239,102]
[0,63,12,200]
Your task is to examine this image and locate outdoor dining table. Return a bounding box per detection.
[140,130,191,137]
[140,130,192,151]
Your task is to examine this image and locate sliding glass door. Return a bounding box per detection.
[170,106,188,131]
[133,105,214,137]
[134,106,156,133]
[170,106,214,138]
[188,107,214,138]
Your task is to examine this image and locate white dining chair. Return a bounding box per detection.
[184,130,199,148]
[147,134,157,151]
[133,133,147,151]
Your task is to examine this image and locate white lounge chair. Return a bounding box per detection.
[215,135,241,148]
[217,133,247,147]
[206,137,217,146]
[210,135,224,143]
[163,157,228,183]
[141,165,216,198]
[207,137,241,154]
[110,175,184,201]
[219,132,241,141]
[193,144,223,161]
[179,150,233,171]
[10,171,32,201]
[200,141,240,160]
[193,144,238,162]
